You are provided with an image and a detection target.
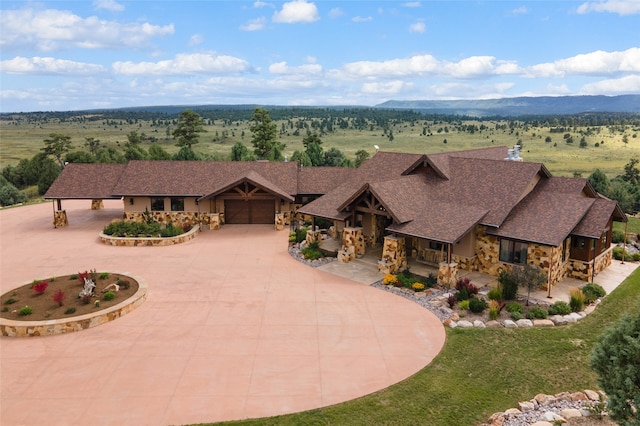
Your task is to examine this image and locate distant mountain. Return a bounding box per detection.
[375,95,640,117]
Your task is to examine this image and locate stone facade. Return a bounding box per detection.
[91,199,104,210]
[53,210,68,228]
[594,246,613,275]
[452,254,478,272]
[474,226,504,276]
[567,259,592,281]
[337,227,364,263]
[377,235,406,274]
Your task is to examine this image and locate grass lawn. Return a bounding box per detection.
[203,266,640,426]
[614,215,640,235]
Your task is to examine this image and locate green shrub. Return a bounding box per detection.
[288,232,297,243]
[498,269,518,300]
[612,246,627,261]
[569,287,586,312]
[468,297,487,314]
[510,311,523,321]
[99,272,109,280]
[19,305,33,316]
[611,230,628,244]
[4,298,17,305]
[506,302,523,314]
[64,307,76,315]
[69,274,78,280]
[526,306,548,319]
[581,283,606,304]
[301,242,323,260]
[548,301,572,316]
[487,286,503,301]
[425,273,438,288]
[458,300,470,310]
[634,252,640,262]
[488,300,500,320]
[295,227,308,243]
[103,291,115,301]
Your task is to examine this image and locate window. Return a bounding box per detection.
[572,237,586,250]
[150,197,165,211]
[429,241,443,251]
[499,239,528,264]
[170,197,185,212]
[600,231,609,253]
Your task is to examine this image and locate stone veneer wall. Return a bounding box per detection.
[452,254,478,272]
[91,199,104,210]
[305,230,322,245]
[438,262,458,289]
[99,225,200,247]
[337,227,364,263]
[567,259,593,282]
[528,243,567,288]
[474,226,505,276]
[594,246,613,275]
[124,211,210,229]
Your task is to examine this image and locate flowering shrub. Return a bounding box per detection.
[32,281,49,295]
[411,282,425,292]
[78,270,90,284]
[52,289,65,307]
[382,274,398,285]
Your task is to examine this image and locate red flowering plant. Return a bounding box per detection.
[52,289,65,307]
[32,281,49,295]
[78,270,90,284]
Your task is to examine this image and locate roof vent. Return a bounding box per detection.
[504,144,523,162]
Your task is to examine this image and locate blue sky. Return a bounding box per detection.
[1,0,639,112]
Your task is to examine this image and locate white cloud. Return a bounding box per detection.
[188,34,204,46]
[509,6,529,15]
[402,2,422,7]
[0,7,174,51]
[93,0,124,12]
[352,16,373,23]
[577,0,640,15]
[581,75,640,93]
[409,21,426,33]
[268,61,323,76]
[253,1,273,8]
[240,17,267,31]
[0,56,106,75]
[526,47,640,77]
[272,0,319,23]
[362,80,411,95]
[112,52,254,76]
[328,7,344,18]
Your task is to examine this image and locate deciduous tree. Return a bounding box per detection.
[42,133,73,168]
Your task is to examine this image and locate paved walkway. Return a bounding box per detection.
[0,200,446,426]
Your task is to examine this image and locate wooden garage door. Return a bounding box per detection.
[225,199,275,224]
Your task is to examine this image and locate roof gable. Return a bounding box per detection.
[199,170,294,202]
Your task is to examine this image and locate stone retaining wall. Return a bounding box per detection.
[0,274,147,337]
[99,225,200,246]
[124,211,210,229]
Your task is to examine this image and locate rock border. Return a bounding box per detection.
[483,390,609,426]
[0,273,147,337]
[370,280,603,328]
[99,225,200,247]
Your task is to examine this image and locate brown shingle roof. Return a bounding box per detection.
[44,163,126,199]
[572,197,623,238]
[199,170,294,202]
[111,161,298,197]
[297,166,356,194]
[487,177,595,246]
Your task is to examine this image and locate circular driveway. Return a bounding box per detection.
[0,200,445,426]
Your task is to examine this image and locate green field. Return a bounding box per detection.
[2,113,639,179]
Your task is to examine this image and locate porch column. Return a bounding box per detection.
[306,229,322,245]
[337,226,363,263]
[437,261,458,289]
[52,199,68,228]
[378,235,407,274]
[209,213,221,230]
[91,199,104,210]
[275,212,285,231]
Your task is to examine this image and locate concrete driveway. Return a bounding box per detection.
[0,200,446,426]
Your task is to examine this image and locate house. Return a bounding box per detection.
[44,145,626,289]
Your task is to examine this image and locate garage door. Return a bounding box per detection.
[225,199,275,224]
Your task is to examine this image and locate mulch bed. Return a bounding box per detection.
[0,273,138,322]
